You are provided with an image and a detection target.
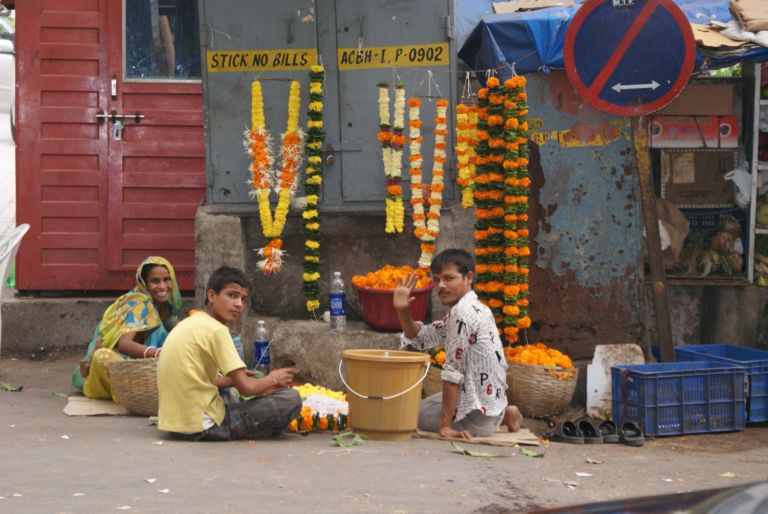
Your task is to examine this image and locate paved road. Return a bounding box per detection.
[1,353,766,513]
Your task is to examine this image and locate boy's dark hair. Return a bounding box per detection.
[205,266,252,304]
[430,249,475,277]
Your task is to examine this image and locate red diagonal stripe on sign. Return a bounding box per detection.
[587,0,661,95]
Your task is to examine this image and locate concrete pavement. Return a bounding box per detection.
[1,353,767,513]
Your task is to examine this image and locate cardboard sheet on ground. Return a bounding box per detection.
[64,395,128,416]
[415,428,540,446]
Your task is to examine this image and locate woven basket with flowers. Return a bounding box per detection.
[422,346,446,397]
[504,343,578,418]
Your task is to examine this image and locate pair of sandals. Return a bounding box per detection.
[546,417,644,446]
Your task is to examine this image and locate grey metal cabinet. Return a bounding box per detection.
[199,0,455,210]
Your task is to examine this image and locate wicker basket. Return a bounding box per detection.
[106,359,159,417]
[506,361,578,418]
[422,366,443,397]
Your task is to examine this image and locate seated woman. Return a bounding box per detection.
[72,256,182,401]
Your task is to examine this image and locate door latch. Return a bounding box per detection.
[111,120,124,141]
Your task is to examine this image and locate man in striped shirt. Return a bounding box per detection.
[395,249,522,440]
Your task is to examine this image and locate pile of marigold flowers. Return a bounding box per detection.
[505,343,574,369]
[287,383,349,434]
[352,264,432,290]
[429,346,446,369]
[292,383,346,402]
[287,406,349,434]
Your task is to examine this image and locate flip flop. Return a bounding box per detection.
[544,420,584,444]
[598,420,620,443]
[577,417,604,444]
[619,421,644,447]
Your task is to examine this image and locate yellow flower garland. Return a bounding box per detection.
[245,80,304,275]
[455,104,478,208]
[302,65,326,313]
[378,82,405,234]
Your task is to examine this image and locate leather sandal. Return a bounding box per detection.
[618,421,644,447]
[544,420,584,444]
[598,420,620,443]
[577,417,604,444]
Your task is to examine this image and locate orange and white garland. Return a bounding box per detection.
[455,104,478,208]
[245,80,303,274]
[409,97,448,269]
[377,82,405,234]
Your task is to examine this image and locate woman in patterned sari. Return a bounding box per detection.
[72,256,182,401]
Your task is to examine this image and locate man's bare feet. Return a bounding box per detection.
[502,405,522,432]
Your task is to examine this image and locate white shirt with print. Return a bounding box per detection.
[400,290,508,422]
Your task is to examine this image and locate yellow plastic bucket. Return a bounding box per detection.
[339,349,430,441]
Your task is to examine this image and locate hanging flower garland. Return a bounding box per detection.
[302,65,326,313]
[377,82,405,234]
[501,76,531,344]
[245,80,304,274]
[473,77,506,327]
[409,97,448,269]
[455,103,478,208]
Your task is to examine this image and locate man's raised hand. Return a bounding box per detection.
[392,273,418,311]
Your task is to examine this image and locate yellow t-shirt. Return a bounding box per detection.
[157,312,245,433]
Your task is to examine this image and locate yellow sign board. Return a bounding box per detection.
[337,43,450,70]
[206,49,317,72]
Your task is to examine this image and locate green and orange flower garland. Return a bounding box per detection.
[501,76,531,344]
[302,65,326,313]
[473,77,506,327]
[408,97,449,269]
[245,80,304,274]
[377,82,406,234]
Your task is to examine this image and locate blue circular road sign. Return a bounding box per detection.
[564,0,696,117]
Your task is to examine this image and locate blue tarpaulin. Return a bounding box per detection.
[457,0,768,77]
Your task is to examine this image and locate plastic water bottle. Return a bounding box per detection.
[252,320,270,376]
[330,271,346,331]
[231,333,244,361]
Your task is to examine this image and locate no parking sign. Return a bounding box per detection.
[564,0,696,117]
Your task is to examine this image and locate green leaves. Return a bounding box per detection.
[331,431,365,447]
[450,441,495,458]
[0,382,22,392]
[520,447,544,458]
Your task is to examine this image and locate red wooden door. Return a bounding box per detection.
[16,0,204,291]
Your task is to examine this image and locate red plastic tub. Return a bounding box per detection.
[354,284,433,332]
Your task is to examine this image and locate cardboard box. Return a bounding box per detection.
[649,115,739,149]
[660,150,736,208]
[656,83,734,116]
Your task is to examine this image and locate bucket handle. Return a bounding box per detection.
[338,360,431,400]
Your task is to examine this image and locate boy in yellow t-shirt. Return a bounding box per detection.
[157,266,301,440]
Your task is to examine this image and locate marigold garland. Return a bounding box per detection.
[409,97,449,269]
[245,80,304,275]
[455,103,478,208]
[378,82,405,234]
[302,65,326,313]
[501,75,530,343]
[473,77,506,328]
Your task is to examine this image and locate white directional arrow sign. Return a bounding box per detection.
[611,80,660,93]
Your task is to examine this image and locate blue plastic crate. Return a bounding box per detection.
[612,361,746,437]
[675,344,768,422]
